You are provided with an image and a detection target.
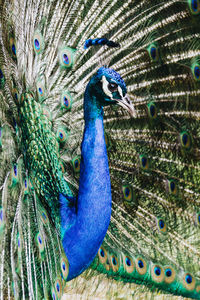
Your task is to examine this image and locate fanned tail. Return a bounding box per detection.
[0,0,200,299]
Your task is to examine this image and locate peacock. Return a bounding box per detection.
[0,0,200,299]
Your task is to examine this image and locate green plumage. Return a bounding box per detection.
[0,0,200,299]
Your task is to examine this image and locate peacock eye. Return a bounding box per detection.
[108,82,118,92]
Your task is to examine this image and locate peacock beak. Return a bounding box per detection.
[115,95,136,117]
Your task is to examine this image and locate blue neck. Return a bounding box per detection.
[61,83,112,280]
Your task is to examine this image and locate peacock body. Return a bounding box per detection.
[0,0,200,299]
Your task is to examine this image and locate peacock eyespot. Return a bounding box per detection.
[24,179,27,188]
[165,269,172,277]
[37,81,45,98]
[60,256,69,280]
[61,91,72,110]
[59,46,76,68]
[167,179,178,195]
[142,157,147,167]
[123,255,134,273]
[192,63,200,80]
[34,39,40,50]
[18,237,20,248]
[157,218,167,233]
[192,0,198,10]
[147,44,159,61]
[55,278,62,297]
[182,133,188,146]
[138,260,144,268]
[75,160,79,168]
[112,257,117,265]
[41,210,49,225]
[150,47,157,60]
[62,262,66,271]
[110,255,119,272]
[57,128,68,143]
[154,266,161,276]
[125,187,130,197]
[9,37,17,58]
[164,266,176,284]
[38,236,42,244]
[180,131,192,150]
[98,247,107,264]
[72,156,81,173]
[194,65,200,79]
[150,104,155,116]
[63,54,69,65]
[33,31,44,53]
[186,274,193,284]
[13,165,17,176]
[125,257,131,266]
[147,102,157,119]
[122,184,135,207]
[139,155,149,170]
[64,96,69,107]
[152,265,164,283]
[100,248,105,257]
[183,273,196,290]
[56,282,60,292]
[35,232,45,256]
[12,44,16,56]
[159,219,164,228]
[188,0,200,14]
[136,257,147,275]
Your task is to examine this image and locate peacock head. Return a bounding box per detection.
[87,67,135,116]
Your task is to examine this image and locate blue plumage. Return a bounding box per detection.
[60,67,131,280]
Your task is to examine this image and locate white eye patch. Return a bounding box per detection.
[118,86,123,99]
[102,76,113,98]
[101,75,122,100]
